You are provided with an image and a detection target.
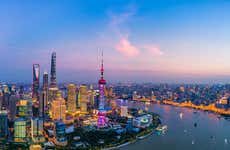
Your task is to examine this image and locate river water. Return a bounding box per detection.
[116,100,230,150]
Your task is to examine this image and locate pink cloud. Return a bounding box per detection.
[144,45,164,56]
[115,35,139,57]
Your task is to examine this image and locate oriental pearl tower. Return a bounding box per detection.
[97,52,107,128]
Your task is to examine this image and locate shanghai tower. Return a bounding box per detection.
[50,52,57,88]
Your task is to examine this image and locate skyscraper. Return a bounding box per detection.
[78,85,88,112]
[51,91,66,121]
[17,100,28,117]
[97,52,107,128]
[0,110,8,138]
[67,84,76,113]
[14,118,27,142]
[32,64,40,101]
[9,94,17,121]
[31,118,45,142]
[88,85,95,111]
[40,72,48,118]
[50,52,57,88]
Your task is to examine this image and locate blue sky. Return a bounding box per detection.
[1,0,230,83]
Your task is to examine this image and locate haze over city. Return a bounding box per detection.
[1,0,230,83]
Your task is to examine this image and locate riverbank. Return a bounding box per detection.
[103,127,156,150]
[162,100,230,116]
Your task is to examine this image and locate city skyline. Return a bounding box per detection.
[1,1,230,83]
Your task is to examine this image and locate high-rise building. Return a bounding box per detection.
[2,92,10,110]
[14,118,27,142]
[40,72,49,118]
[17,100,28,117]
[31,118,45,142]
[0,91,3,110]
[19,86,24,99]
[97,52,107,128]
[67,84,76,113]
[0,110,8,138]
[32,64,40,101]
[50,52,57,88]
[51,91,66,121]
[78,85,88,112]
[43,72,49,106]
[88,85,95,110]
[9,94,17,121]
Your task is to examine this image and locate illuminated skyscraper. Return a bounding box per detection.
[50,52,57,88]
[40,72,48,118]
[31,118,45,142]
[0,110,8,138]
[17,100,28,117]
[88,85,95,110]
[78,85,88,112]
[32,64,40,101]
[97,52,107,128]
[51,91,66,121]
[67,84,76,113]
[14,118,27,142]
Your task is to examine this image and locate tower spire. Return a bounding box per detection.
[100,50,104,79]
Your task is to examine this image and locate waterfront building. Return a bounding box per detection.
[215,97,229,109]
[50,52,57,88]
[78,85,88,112]
[67,84,77,113]
[14,118,27,142]
[31,118,45,142]
[51,91,66,121]
[133,114,153,128]
[97,52,107,128]
[0,110,8,138]
[32,64,40,102]
[120,106,128,117]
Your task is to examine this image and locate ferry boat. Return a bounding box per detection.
[155,125,168,135]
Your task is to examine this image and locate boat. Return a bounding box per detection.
[194,122,197,127]
[155,125,168,135]
[179,112,183,119]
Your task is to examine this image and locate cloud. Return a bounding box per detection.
[143,45,164,56]
[115,35,139,57]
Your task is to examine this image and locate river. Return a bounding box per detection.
[116,100,230,150]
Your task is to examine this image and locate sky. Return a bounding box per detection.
[1,0,230,83]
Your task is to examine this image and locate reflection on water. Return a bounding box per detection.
[116,100,230,150]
